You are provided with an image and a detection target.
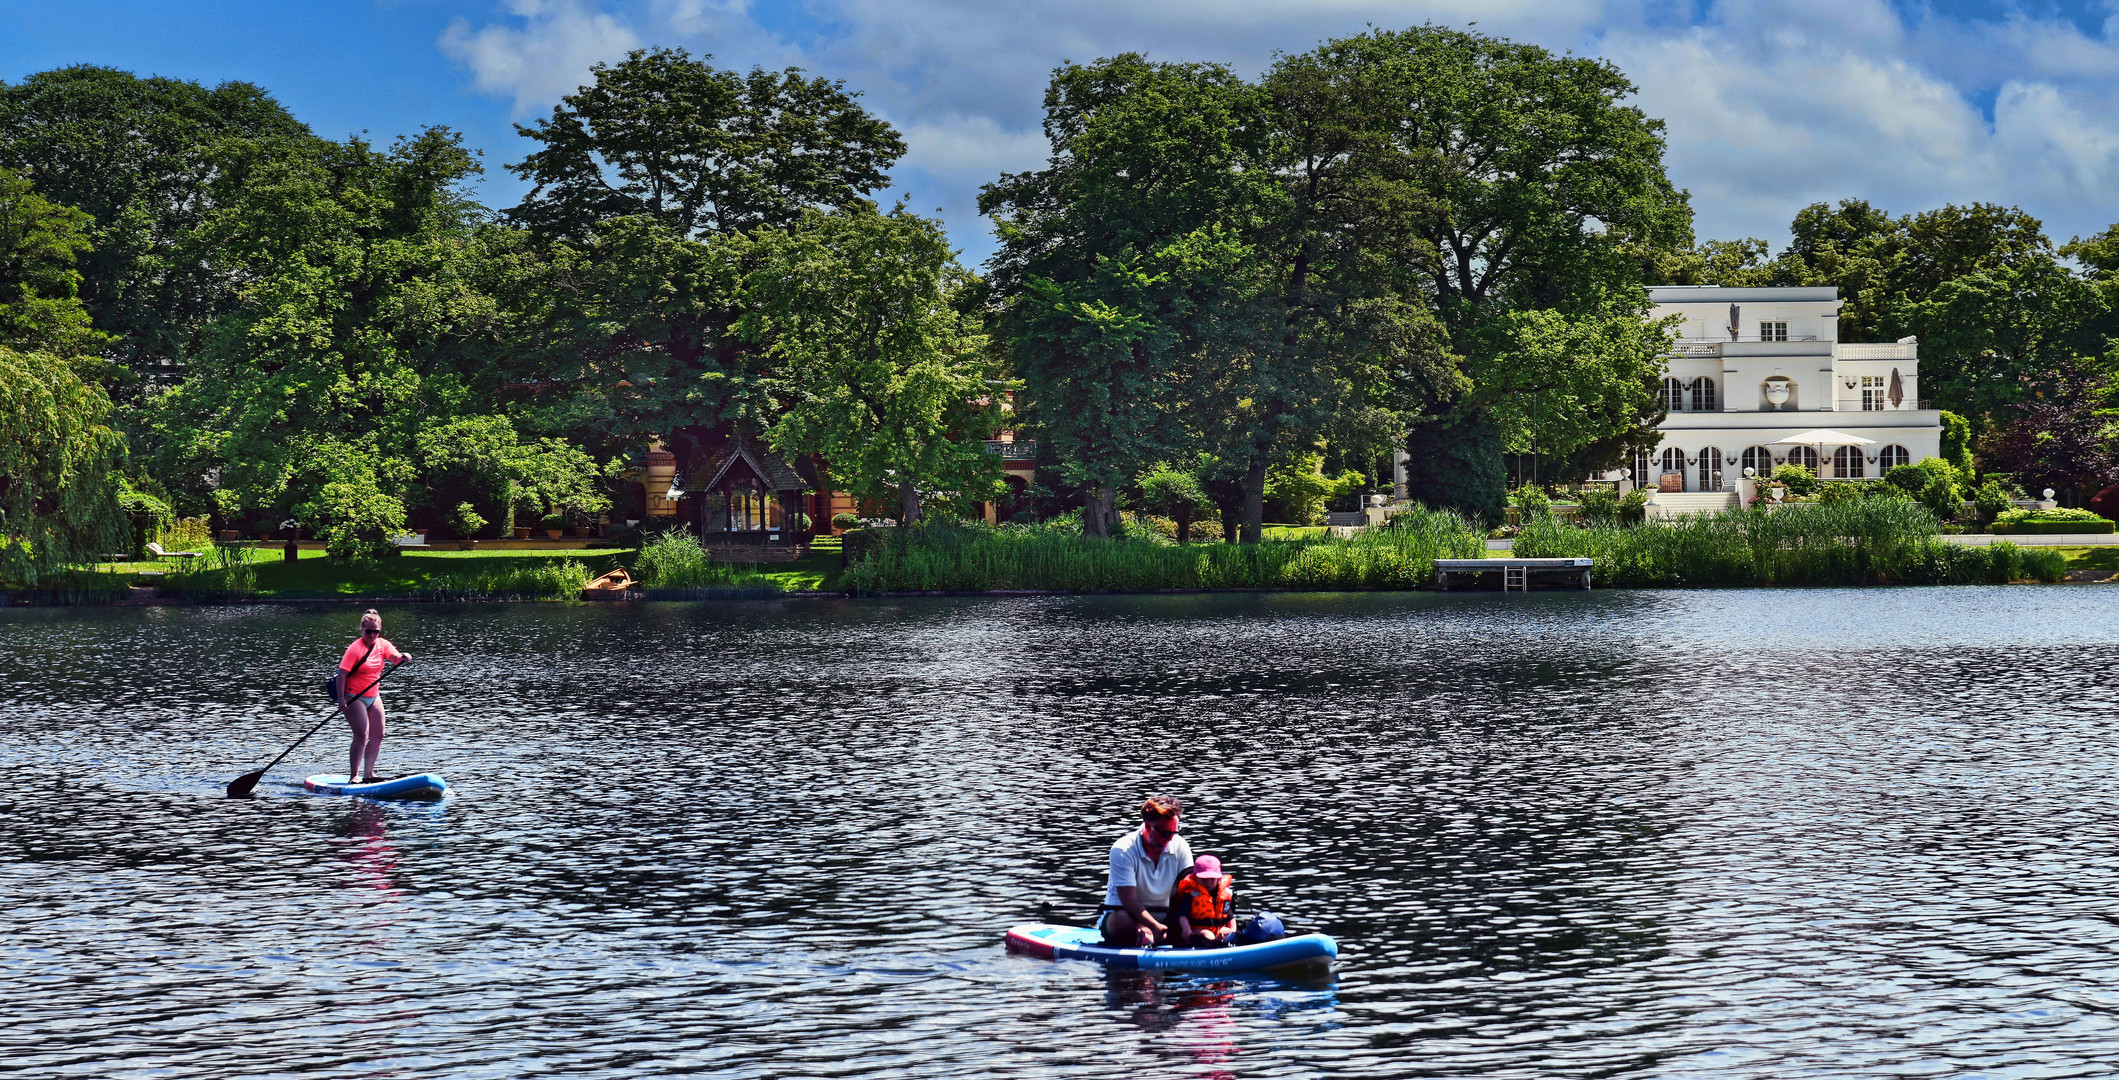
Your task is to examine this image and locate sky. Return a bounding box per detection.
[5,0,2119,266]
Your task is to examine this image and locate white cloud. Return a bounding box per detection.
[438,0,642,116]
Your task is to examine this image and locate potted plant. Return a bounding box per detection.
[540,510,568,540]
[451,503,486,551]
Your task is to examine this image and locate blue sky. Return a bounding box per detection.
[6,0,2119,265]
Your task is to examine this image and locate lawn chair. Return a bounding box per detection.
[146,542,201,561]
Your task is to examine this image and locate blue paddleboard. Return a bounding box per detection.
[1005,923,1337,974]
[304,773,450,800]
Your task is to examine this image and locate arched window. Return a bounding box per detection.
[1879,444,1911,470]
[1698,446,1724,492]
[1661,377,1686,412]
[1785,445,1819,471]
[1741,446,1775,478]
[1690,377,1718,413]
[1832,445,1864,479]
[1660,447,1687,490]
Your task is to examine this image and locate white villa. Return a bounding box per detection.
[1621,285,1941,504]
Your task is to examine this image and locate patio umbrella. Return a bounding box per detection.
[1888,367,1903,408]
[1776,429,1876,477]
[1728,303,1741,342]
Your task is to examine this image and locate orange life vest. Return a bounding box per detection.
[1174,873,1234,928]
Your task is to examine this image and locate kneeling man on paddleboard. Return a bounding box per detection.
[1102,795,1192,948]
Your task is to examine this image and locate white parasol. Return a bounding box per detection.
[1776,429,1876,477]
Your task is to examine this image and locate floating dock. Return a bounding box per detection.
[1434,557,1594,592]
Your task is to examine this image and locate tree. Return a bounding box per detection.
[1465,304,1673,484]
[508,48,904,241]
[142,128,579,541]
[0,345,127,584]
[1976,358,2119,506]
[1135,460,1210,542]
[1297,27,1689,521]
[0,168,105,359]
[982,55,1269,537]
[746,206,1000,524]
[0,65,313,392]
[1900,256,2107,421]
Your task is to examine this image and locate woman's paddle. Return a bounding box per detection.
[225,659,402,798]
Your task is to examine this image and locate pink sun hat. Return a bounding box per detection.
[1192,855,1223,879]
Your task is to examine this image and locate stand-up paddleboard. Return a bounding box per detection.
[1005,923,1336,974]
[303,773,450,800]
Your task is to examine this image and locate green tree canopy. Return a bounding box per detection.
[0,344,127,584]
[142,128,596,543]
[0,168,104,359]
[746,206,999,523]
[0,65,313,391]
[508,48,905,241]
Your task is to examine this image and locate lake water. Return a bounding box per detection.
[7,589,2119,1078]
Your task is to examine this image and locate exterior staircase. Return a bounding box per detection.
[1646,491,1739,519]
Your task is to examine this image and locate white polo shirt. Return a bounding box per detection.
[1103,827,1195,910]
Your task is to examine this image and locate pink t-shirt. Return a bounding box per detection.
[338,636,404,698]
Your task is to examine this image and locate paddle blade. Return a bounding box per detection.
[225,769,266,798]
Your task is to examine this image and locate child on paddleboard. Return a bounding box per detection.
[1173,854,1235,948]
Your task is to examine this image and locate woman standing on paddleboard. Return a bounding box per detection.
[336,609,409,783]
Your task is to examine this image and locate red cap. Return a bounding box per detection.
[1193,855,1223,879]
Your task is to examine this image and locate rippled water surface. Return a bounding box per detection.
[8,589,2119,1078]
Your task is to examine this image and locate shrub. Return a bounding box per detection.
[1576,486,1619,526]
[157,516,215,553]
[450,502,487,540]
[1818,482,1864,504]
[832,512,862,530]
[1972,482,2012,526]
[1512,485,1552,521]
[1885,463,1927,494]
[634,527,715,588]
[1771,463,1819,497]
[538,511,568,531]
[1619,486,1650,524]
[1918,474,1963,523]
[1995,506,2107,524]
[1007,510,1038,526]
[300,474,405,560]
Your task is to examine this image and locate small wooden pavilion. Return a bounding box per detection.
[675,438,815,556]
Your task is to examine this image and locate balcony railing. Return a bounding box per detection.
[985,439,1037,460]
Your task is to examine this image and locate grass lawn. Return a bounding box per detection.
[2054,547,2119,575]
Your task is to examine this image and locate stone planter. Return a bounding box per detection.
[546,529,564,540]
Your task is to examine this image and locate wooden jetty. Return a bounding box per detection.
[1434,557,1594,592]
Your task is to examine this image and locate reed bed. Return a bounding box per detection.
[420,559,593,601]
[632,528,785,599]
[842,508,1485,594]
[1514,501,2065,586]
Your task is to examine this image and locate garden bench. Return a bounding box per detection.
[145,542,200,561]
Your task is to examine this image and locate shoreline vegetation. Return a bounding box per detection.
[4,501,2086,607]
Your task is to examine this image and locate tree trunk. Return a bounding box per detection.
[1240,459,1267,545]
[1173,502,1193,545]
[898,479,921,525]
[1082,485,1117,538]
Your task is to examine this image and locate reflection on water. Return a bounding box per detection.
[6,588,2119,1077]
